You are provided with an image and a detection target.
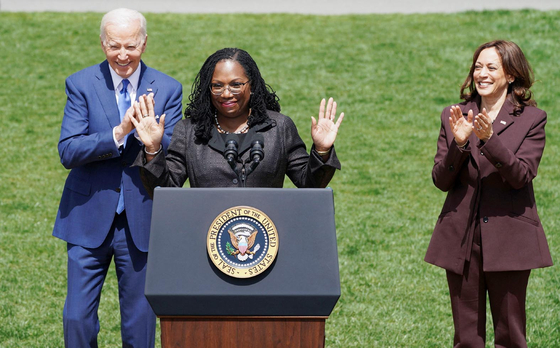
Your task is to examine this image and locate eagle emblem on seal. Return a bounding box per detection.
[227,223,261,261]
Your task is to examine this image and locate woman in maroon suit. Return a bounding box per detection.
[425,40,553,347]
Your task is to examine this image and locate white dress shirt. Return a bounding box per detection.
[109,66,141,148]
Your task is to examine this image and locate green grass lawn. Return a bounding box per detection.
[1,9,559,347]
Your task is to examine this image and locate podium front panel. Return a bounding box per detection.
[145,187,340,316]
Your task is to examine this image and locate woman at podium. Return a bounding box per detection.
[131,47,344,192]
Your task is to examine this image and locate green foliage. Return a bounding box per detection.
[1,10,559,347]
[226,241,236,255]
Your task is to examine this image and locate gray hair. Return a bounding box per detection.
[100,8,147,44]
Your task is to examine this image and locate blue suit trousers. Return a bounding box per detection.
[63,213,155,348]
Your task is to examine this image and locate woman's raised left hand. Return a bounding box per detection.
[129,93,166,154]
[311,97,345,152]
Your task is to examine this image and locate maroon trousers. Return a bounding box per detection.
[446,234,531,348]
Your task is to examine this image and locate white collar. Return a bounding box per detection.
[108,62,141,92]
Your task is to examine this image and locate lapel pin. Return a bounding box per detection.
[147,88,153,92]
[500,120,506,125]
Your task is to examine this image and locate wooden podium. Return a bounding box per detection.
[160,316,326,347]
[146,188,340,348]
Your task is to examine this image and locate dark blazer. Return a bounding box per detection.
[425,97,553,275]
[53,60,183,252]
[134,110,341,192]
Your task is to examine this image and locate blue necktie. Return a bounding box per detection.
[118,79,131,123]
[116,79,130,214]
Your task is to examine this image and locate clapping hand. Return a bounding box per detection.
[311,97,345,153]
[114,107,136,142]
[449,105,473,147]
[473,108,493,142]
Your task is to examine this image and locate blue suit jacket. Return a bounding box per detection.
[53,60,183,252]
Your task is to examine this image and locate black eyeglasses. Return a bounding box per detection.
[210,81,250,96]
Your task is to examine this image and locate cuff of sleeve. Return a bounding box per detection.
[312,145,341,169]
[456,139,470,152]
[132,149,167,177]
[113,127,125,149]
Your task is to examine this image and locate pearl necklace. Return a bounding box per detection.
[214,110,250,134]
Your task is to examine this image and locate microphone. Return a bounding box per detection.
[224,133,239,163]
[250,134,265,164]
[224,133,240,175]
[247,134,265,176]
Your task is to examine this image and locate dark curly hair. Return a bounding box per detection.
[184,48,281,141]
[460,40,536,115]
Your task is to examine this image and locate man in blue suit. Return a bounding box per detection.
[53,8,183,347]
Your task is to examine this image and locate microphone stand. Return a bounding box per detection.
[223,134,243,187]
[223,133,265,188]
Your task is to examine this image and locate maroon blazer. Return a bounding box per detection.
[425,97,553,275]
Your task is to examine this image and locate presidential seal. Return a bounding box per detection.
[207,206,279,278]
